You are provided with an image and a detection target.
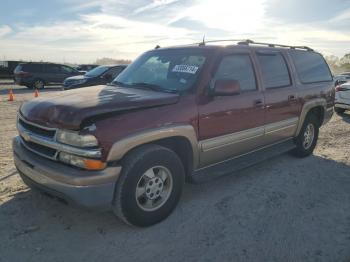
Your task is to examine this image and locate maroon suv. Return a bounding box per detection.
[13,40,334,227]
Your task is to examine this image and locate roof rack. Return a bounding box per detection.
[196,39,313,51]
[236,39,314,51]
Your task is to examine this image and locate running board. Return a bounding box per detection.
[191,139,296,183]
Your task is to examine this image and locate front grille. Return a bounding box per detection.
[18,117,56,138]
[17,115,58,160]
[21,139,57,158]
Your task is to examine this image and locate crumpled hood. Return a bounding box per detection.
[20,85,179,130]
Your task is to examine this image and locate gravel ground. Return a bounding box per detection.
[1,83,350,262]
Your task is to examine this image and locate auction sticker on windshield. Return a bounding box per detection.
[172,65,199,74]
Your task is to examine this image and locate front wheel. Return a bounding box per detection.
[113,144,185,227]
[291,114,319,158]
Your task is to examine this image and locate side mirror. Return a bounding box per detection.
[212,79,241,96]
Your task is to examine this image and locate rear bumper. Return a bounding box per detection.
[13,136,121,209]
[323,107,334,124]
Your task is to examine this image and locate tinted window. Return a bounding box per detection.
[291,51,332,83]
[107,67,125,78]
[61,65,75,74]
[22,64,43,72]
[45,64,60,73]
[257,53,291,88]
[214,54,257,91]
[85,66,109,77]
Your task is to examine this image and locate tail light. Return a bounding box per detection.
[335,85,349,92]
[16,71,32,77]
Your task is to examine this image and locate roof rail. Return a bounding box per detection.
[236,40,314,51]
[198,39,252,46]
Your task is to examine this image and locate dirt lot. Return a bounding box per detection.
[1,83,350,262]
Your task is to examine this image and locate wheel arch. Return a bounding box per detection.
[295,98,326,136]
[106,125,200,178]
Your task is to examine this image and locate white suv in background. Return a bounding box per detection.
[335,82,350,114]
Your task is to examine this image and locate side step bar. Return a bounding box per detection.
[191,139,296,183]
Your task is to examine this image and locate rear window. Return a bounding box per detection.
[257,52,291,89]
[291,51,332,84]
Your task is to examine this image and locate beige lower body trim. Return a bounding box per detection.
[199,117,299,167]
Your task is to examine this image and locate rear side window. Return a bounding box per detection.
[291,51,332,83]
[214,54,257,92]
[45,64,61,73]
[257,53,291,89]
[22,64,42,72]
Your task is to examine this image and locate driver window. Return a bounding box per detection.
[213,54,257,92]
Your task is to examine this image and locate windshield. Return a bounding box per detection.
[85,66,109,77]
[112,49,207,92]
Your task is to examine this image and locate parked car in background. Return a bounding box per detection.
[14,62,84,89]
[76,64,98,73]
[0,61,22,79]
[13,40,334,227]
[63,64,127,90]
[334,74,349,86]
[334,82,350,114]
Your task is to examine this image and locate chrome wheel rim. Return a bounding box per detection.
[34,80,44,89]
[135,166,173,212]
[303,123,315,149]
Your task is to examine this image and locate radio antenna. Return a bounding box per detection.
[199,34,206,46]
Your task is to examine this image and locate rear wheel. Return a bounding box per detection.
[33,79,45,89]
[113,144,185,227]
[291,114,319,158]
[334,107,345,115]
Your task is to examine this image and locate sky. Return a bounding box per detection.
[0,0,349,63]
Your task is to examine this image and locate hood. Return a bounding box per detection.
[20,85,180,130]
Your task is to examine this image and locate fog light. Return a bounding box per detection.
[59,152,106,170]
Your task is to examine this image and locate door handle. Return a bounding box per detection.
[288,95,297,101]
[254,99,264,107]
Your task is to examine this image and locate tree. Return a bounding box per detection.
[95,57,132,65]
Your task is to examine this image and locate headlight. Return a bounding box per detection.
[59,152,106,170]
[56,130,98,147]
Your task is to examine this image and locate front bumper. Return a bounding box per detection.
[13,136,121,209]
[335,103,350,110]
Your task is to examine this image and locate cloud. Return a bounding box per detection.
[0,25,12,37]
[133,0,180,14]
[0,0,349,63]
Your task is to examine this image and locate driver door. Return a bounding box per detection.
[198,52,265,167]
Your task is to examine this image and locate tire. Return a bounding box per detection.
[291,114,319,158]
[113,144,185,227]
[334,107,345,115]
[32,79,45,89]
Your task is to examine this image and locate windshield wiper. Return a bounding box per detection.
[130,82,178,93]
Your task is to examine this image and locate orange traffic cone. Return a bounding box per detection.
[34,89,39,98]
[8,89,14,101]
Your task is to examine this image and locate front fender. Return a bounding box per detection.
[106,125,200,169]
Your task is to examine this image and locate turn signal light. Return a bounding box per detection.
[84,159,106,170]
